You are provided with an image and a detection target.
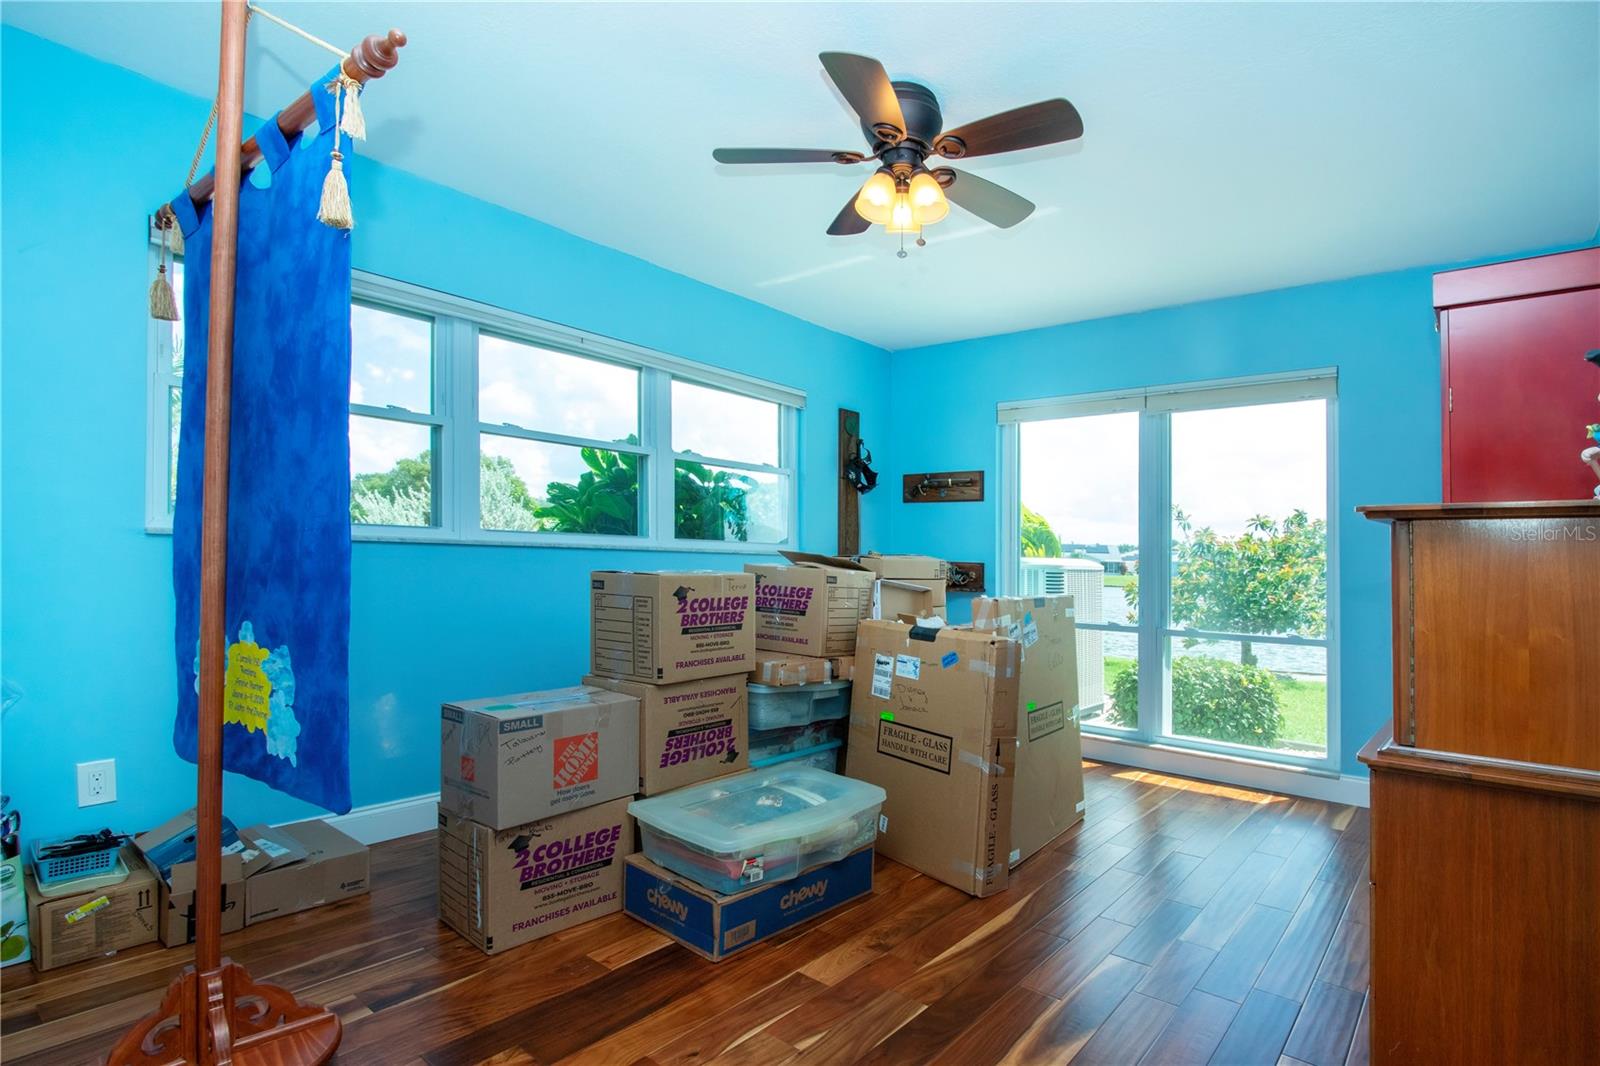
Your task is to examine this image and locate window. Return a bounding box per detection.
[1001,371,1338,769]
[146,248,802,550]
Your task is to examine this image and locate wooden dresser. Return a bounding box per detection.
[1359,502,1600,1064]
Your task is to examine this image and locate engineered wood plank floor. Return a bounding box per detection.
[0,760,1372,1065]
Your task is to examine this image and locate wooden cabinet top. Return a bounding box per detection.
[1359,501,1600,522]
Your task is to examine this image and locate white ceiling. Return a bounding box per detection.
[7,2,1599,349]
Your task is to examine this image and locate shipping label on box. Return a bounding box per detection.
[846,621,1019,897]
[746,553,875,657]
[973,595,1085,866]
[438,797,634,956]
[440,685,640,828]
[623,846,873,961]
[25,848,159,971]
[591,571,756,684]
[583,673,749,795]
[244,819,370,925]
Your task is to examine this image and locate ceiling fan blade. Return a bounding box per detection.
[934,99,1083,159]
[939,169,1035,228]
[819,52,907,141]
[826,194,870,235]
[713,148,864,164]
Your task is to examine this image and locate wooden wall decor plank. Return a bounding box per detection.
[1136,988,1239,1066]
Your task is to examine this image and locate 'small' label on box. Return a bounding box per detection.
[589,571,756,684]
[438,798,635,956]
[440,686,640,829]
[584,673,749,795]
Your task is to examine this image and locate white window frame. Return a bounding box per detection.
[997,368,1341,772]
[145,259,803,553]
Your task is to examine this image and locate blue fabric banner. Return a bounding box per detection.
[170,70,353,814]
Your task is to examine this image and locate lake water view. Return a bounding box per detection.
[1092,585,1327,679]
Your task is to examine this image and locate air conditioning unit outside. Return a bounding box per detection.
[1019,558,1105,717]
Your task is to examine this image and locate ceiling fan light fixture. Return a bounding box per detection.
[884,189,921,235]
[907,170,949,225]
[854,169,897,225]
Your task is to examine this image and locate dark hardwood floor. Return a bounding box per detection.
[1,760,1371,1065]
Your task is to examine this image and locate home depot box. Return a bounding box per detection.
[243,819,371,925]
[845,621,1019,897]
[438,797,634,956]
[745,552,875,657]
[591,571,756,683]
[583,673,749,795]
[973,595,1085,866]
[24,848,159,971]
[623,846,873,961]
[441,686,640,828]
[858,553,948,613]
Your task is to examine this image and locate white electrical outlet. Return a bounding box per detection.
[76,759,117,807]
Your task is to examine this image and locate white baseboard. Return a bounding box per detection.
[1082,736,1370,808]
[322,791,440,844]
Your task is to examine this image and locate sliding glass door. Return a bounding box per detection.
[1002,373,1337,769]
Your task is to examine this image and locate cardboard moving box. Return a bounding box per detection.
[858,553,948,614]
[132,808,248,946]
[973,595,1086,866]
[845,621,1019,897]
[583,673,749,795]
[591,571,756,683]
[746,552,875,657]
[623,846,873,961]
[441,686,640,828]
[25,848,159,970]
[749,652,834,686]
[243,819,370,925]
[872,579,941,623]
[439,797,634,956]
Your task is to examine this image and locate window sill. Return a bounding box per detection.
[1079,732,1366,806]
[144,521,793,556]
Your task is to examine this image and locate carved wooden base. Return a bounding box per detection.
[108,958,340,1066]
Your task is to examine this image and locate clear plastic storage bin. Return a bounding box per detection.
[748,718,848,764]
[628,766,884,894]
[747,680,851,731]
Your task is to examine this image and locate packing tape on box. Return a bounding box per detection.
[951,859,1007,886]
[958,749,1007,776]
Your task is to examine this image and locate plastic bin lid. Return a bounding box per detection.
[746,679,851,695]
[628,766,885,855]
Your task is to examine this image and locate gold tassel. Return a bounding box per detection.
[149,264,180,321]
[149,215,180,321]
[168,223,184,257]
[318,77,355,229]
[337,73,366,140]
[318,150,353,229]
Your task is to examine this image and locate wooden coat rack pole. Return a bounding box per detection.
[111,4,404,1064]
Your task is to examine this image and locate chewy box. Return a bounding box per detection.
[623,846,873,961]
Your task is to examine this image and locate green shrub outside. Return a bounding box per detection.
[1107,655,1284,748]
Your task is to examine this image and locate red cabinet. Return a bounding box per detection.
[1436,247,1600,502]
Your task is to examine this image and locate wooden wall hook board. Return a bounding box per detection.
[902,470,984,503]
[947,561,986,593]
[107,959,341,1065]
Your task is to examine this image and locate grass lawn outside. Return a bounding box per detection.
[1099,655,1326,750]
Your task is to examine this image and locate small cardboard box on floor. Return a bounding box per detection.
[24,848,159,971]
[242,820,370,926]
[745,552,875,657]
[845,621,1020,897]
[583,673,749,795]
[133,809,249,946]
[441,686,640,827]
[623,846,873,961]
[438,796,634,955]
[972,594,1086,866]
[590,571,756,684]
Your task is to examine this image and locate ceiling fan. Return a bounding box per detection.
[713,52,1083,247]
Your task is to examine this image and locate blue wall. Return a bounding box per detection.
[0,28,891,844]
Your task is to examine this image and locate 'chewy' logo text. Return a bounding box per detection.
[553,732,599,789]
[646,884,688,922]
[780,880,828,910]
